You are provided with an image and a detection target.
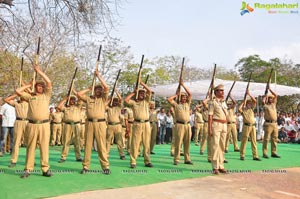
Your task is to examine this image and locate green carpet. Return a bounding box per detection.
[0,142,299,199]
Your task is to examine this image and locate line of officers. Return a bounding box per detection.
[3,65,280,178]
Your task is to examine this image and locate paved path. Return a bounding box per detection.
[48,167,300,199]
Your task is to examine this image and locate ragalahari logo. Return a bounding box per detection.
[240,1,254,15]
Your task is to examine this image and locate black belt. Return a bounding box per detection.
[29,119,49,124]
[197,122,204,124]
[108,122,121,125]
[134,119,149,123]
[177,121,190,125]
[227,122,236,124]
[203,120,208,123]
[122,125,126,128]
[265,120,277,123]
[244,123,256,126]
[150,121,157,124]
[128,121,134,124]
[52,122,62,124]
[81,122,85,124]
[88,118,106,122]
[16,117,28,121]
[64,121,80,125]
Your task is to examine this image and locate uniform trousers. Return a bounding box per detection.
[225,123,239,151]
[51,123,62,145]
[25,122,50,172]
[263,122,278,155]
[173,123,191,163]
[211,121,227,170]
[61,123,81,160]
[82,121,109,170]
[11,120,28,163]
[150,122,157,152]
[240,124,258,158]
[106,124,124,157]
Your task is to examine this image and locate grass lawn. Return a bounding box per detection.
[0,141,299,199]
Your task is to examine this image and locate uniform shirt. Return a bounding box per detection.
[208,98,227,121]
[170,98,191,123]
[60,104,82,122]
[241,108,256,124]
[0,103,16,127]
[80,91,108,119]
[10,101,28,119]
[107,106,121,123]
[127,93,151,120]
[126,108,134,122]
[21,87,52,121]
[264,103,277,121]
[50,112,63,123]
[202,108,209,122]
[227,108,236,123]
[149,109,158,123]
[80,109,87,123]
[194,111,204,123]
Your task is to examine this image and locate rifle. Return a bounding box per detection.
[225,81,236,102]
[91,45,102,96]
[32,37,40,93]
[19,57,24,87]
[264,68,274,95]
[66,67,78,106]
[206,64,217,99]
[176,57,185,103]
[110,69,121,106]
[135,55,144,99]
[243,72,252,103]
[144,74,149,84]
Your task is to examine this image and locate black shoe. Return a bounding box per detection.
[173,162,178,165]
[240,157,245,161]
[120,156,125,160]
[253,157,261,161]
[180,152,184,156]
[234,149,240,152]
[218,169,228,174]
[184,161,193,165]
[42,170,52,177]
[145,163,153,167]
[225,150,228,153]
[263,154,269,159]
[58,159,66,163]
[170,153,174,157]
[271,154,281,158]
[76,158,83,162]
[224,160,228,163]
[130,164,136,169]
[208,160,212,163]
[102,169,111,175]
[21,171,30,178]
[80,168,89,174]
[150,151,155,155]
[200,151,204,155]
[8,163,16,168]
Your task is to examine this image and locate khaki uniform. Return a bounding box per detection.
[60,103,82,160]
[21,87,52,173]
[239,107,258,158]
[127,93,151,166]
[170,99,192,164]
[80,108,87,150]
[263,103,278,155]
[50,111,63,145]
[126,108,134,154]
[149,109,158,153]
[208,98,227,170]
[194,110,204,145]
[202,108,210,159]
[226,108,239,151]
[80,92,109,170]
[120,113,126,148]
[10,101,28,164]
[106,105,124,157]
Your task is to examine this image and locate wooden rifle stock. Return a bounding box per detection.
[19,57,24,87]
[243,72,252,103]
[206,64,217,99]
[32,37,40,93]
[177,57,185,103]
[110,69,121,106]
[66,67,78,106]
[225,81,236,102]
[135,55,144,99]
[91,45,102,96]
[264,68,274,95]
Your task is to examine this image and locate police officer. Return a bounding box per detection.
[16,64,52,178]
[50,107,63,146]
[149,101,158,154]
[125,81,153,168]
[262,88,280,158]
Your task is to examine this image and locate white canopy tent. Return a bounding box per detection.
[152,79,300,100]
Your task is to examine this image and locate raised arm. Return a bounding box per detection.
[180,79,192,100]
[95,70,109,92]
[35,64,51,88]
[4,94,18,105]
[124,91,135,105]
[140,81,152,95]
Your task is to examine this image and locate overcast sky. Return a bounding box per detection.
[110,0,300,69]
